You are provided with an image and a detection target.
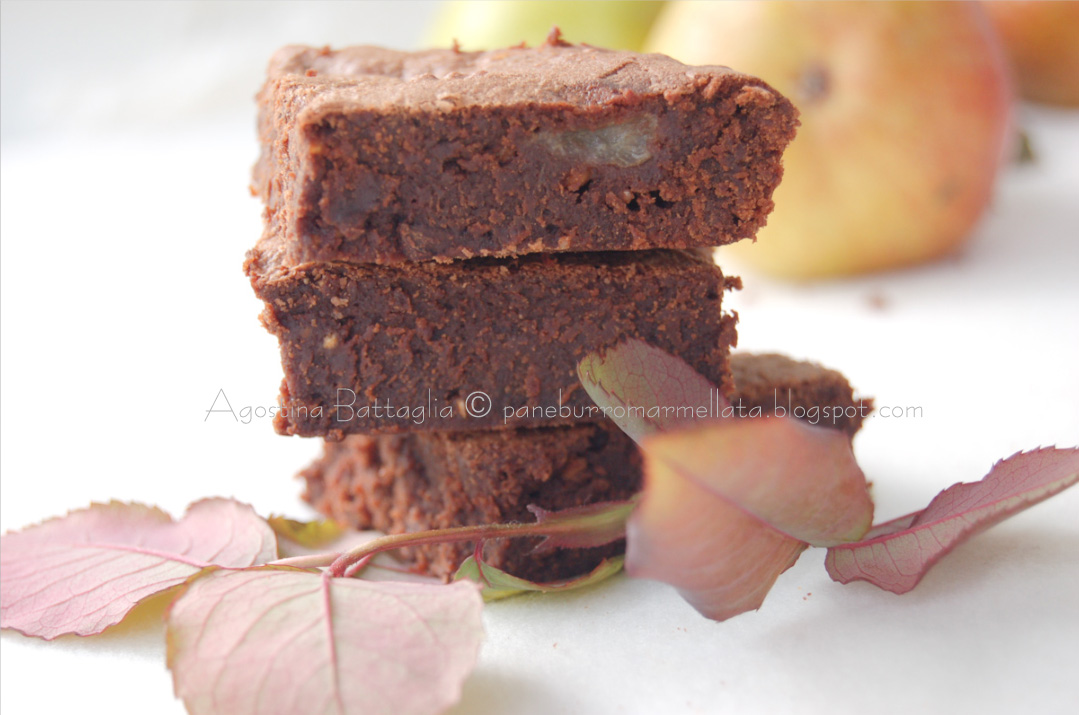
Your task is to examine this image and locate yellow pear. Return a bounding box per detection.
[647,1,1012,279]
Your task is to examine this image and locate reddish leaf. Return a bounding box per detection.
[577,341,873,621]
[641,418,873,546]
[577,338,728,441]
[0,499,276,639]
[167,567,484,715]
[628,418,873,621]
[627,465,807,621]
[826,447,1079,593]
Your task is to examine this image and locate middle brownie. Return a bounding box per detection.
[246,235,738,437]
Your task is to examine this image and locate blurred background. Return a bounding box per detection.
[2,3,1077,715]
[5,1,1078,276]
[2,1,437,141]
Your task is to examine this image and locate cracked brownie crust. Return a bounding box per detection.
[255,39,799,264]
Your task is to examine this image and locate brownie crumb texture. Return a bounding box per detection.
[254,42,799,264]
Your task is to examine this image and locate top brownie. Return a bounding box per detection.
[255,34,799,265]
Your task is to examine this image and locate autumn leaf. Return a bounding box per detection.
[630,479,806,621]
[640,418,873,547]
[455,553,625,601]
[577,338,728,441]
[167,567,484,715]
[268,515,346,549]
[826,447,1079,593]
[628,417,873,621]
[0,498,276,639]
[271,517,383,562]
[577,340,873,621]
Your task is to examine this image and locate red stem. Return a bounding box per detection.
[327,521,564,577]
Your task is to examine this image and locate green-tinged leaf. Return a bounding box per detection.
[167,567,484,715]
[0,499,276,639]
[454,554,625,601]
[526,500,635,554]
[577,338,727,442]
[268,515,345,549]
[826,447,1079,593]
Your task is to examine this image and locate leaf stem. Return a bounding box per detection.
[271,553,338,568]
[268,499,635,578]
[328,522,547,577]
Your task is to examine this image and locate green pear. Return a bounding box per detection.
[427,1,664,52]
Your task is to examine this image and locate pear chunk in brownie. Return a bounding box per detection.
[301,353,870,582]
[255,36,799,265]
[246,235,738,438]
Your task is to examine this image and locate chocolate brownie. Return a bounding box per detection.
[255,36,799,265]
[303,421,637,582]
[246,232,739,438]
[730,353,871,435]
[301,353,868,581]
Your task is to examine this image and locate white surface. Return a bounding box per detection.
[2,3,1078,715]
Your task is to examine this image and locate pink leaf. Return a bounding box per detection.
[641,418,873,547]
[0,499,276,639]
[577,338,728,441]
[577,341,873,621]
[826,447,1079,593]
[627,467,807,621]
[628,418,873,621]
[167,567,484,715]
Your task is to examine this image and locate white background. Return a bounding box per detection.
[2,2,1077,714]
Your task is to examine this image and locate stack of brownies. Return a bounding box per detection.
[246,37,857,581]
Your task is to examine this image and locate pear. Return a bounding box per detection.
[648,1,1013,279]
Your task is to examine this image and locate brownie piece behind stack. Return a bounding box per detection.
[302,354,869,582]
[255,39,798,264]
[730,352,869,436]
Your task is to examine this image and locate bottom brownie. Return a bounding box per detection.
[301,353,869,581]
[303,422,638,582]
